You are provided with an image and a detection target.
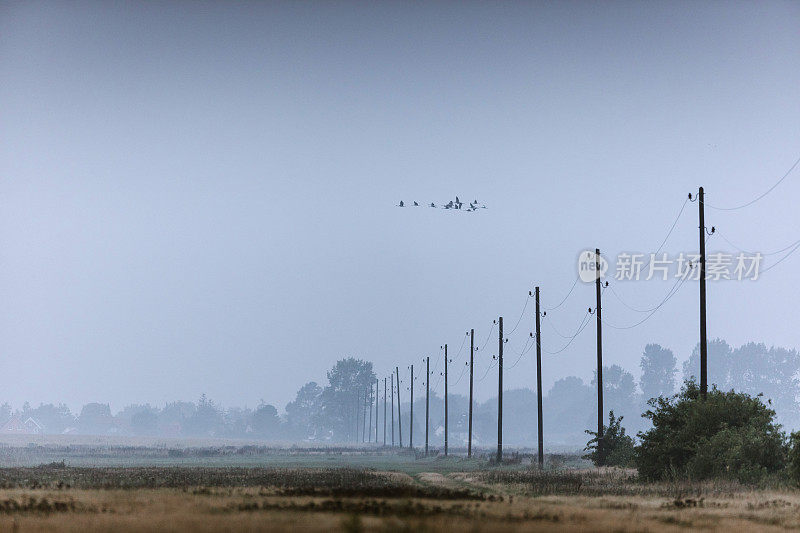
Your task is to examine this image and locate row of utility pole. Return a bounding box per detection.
[356,187,710,463]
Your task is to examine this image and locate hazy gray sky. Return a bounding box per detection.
[1,1,799,412]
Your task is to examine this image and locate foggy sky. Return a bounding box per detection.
[1,1,799,413]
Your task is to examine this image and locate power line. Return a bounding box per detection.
[452,331,470,359]
[453,361,470,386]
[715,229,800,257]
[543,276,579,312]
[761,240,800,274]
[541,309,595,355]
[607,280,685,314]
[478,322,496,351]
[601,235,712,328]
[596,196,690,275]
[508,331,534,356]
[600,274,691,330]
[505,293,532,335]
[506,335,535,369]
[477,359,497,382]
[702,154,800,211]
[639,197,690,271]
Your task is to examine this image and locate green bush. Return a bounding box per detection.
[788,431,800,484]
[584,410,635,467]
[636,380,786,482]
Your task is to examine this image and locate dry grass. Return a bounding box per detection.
[0,465,797,531]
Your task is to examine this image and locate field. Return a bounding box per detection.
[0,443,798,531]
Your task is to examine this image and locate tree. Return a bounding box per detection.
[222,407,253,438]
[285,382,322,440]
[159,401,196,434]
[78,403,114,435]
[131,409,159,435]
[682,338,733,388]
[584,410,635,467]
[593,365,641,434]
[184,394,223,436]
[640,344,677,401]
[637,380,786,482]
[319,358,376,442]
[20,403,74,434]
[684,340,800,428]
[251,403,282,438]
[544,377,593,444]
[788,431,800,485]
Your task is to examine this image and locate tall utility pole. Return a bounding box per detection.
[355,389,360,442]
[444,344,449,456]
[396,367,402,447]
[362,387,368,443]
[595,248,604,454]
[497,316,504,463]
[391,376,395,446]
[409,364,414,449]
[368,384,373,443]
[425,356,430,456]
[375,379,379,443]
[698,186,708,399]
[383,377,387,446]
[468,328,475,457]
[535,287,544,469]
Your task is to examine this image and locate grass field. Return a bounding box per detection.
[0,444,797,531]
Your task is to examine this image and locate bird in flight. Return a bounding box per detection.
[397,197,485,212]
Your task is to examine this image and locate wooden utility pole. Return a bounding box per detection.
[368,384,373,443]
[410,364,414,449]
[383,377,387,446]
[444,344,449,456]
[362,386,368,443]
[375,379,379,443]
[698,186,708,399]
[535,287,544,468]
[391,376,395,446]
[497,317,504,463]
[396,367,402,447]
[425,356,430,456]
[355,388,360,443]
[468,328,475,457]
[595,248,604,456]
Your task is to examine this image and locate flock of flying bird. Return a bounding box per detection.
[397,196,487,212]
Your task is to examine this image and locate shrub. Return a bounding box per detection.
[636,380,786,482]
[788,431,800,484]
[584,411,635,467]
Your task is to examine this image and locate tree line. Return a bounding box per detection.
[4,339,797,444]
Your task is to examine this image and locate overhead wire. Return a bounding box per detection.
[702,154,800,211]
[714,229,800,257]
[639,197,690,271]
[543,277,579,312]
[761,240,800,274]
[505,293,532,335]
[541,309,595,355]
[506,335,536,370]
[478,322,496,351]
[601,234,712,329]
[601,276,691,329]
[477,359,497,382]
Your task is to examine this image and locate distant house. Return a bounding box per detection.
[0,416,44,435]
